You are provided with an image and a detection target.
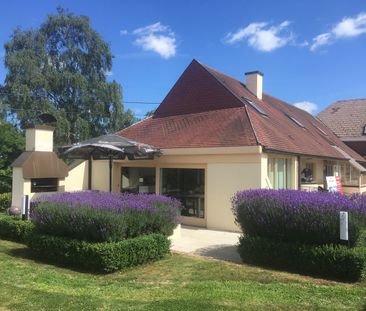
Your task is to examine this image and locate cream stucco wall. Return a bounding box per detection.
[64,161,89,192]
[11,167,26,208]
[114,146,263,232]
[26,128,54,152]
[206,162,261,231]
[92,160,110,191]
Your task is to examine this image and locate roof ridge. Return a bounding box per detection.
[335,98,366,103]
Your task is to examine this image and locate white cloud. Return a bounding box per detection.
[293,101,318,114]
[310,12,366,51]
[225,21,292,52]
[104,70,113,76]
[120,29,128,36]
[132,22,176,59]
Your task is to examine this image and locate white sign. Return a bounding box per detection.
[340,211,348,241]
[326,176,338,192]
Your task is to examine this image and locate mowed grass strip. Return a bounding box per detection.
[0,240,365,311]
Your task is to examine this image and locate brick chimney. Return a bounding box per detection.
[245,71,263,100]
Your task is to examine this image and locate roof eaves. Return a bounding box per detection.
[263,147,348,161]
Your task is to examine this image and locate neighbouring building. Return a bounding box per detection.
[318,99,366,158]
[10,60,366,232]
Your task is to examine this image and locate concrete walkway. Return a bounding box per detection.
[171,225,242,263]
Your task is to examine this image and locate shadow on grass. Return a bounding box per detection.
[193,244,242,264]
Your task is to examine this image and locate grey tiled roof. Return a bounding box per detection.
[318,99,366,138]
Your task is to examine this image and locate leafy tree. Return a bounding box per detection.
[144,109,155,118]
[0,120,24,193]
[2,7,134,146]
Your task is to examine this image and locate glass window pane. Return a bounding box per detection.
[121,167,155,194]
[286,159,292,189]
[277,159,285,189]
[161,168,205,218]
[268,158,275,189]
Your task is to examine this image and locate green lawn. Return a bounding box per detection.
[0,239,365,310]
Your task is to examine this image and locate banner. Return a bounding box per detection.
[326,176,343,193]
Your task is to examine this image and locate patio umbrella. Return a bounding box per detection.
[59,134,161,192]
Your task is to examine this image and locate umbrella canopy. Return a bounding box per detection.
[60,134,161,191]
[59,134,160,160]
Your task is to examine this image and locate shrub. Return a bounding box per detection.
[31,191,181,242]
[238,235,366,282]
[0,193,11,212]
[0,214,34,242]
[26,233,170,272]
[232,189,366,246]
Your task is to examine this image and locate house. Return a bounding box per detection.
[113,59,366,231]
[318,99,366,158]
[11,60,366,232]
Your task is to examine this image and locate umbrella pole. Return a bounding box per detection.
[109,155,112,192]
[88,155,92,190]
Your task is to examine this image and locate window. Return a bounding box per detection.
[241,97,268,116]
[121,167,155,194]
[31,178,58,193]
[313,123,328,136]
[161,168,205,218]
[267,158,292,189]
[287,115,305,128]
[324,160,359,186]
[363,125,366,135]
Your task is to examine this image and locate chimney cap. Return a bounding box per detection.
[25,124,55,131]
[245,70,264,76]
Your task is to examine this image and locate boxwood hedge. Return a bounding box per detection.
[26,232,170,272]
[238,235,366,282]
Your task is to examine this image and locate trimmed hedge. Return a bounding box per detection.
[0,214,34,242]
[26,232,170,272]
[238,235,366,282]
[0,193,11,212]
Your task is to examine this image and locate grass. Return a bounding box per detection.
[0,239,365,310]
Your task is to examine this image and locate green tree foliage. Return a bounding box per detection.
[0,121,24,193]
[2,7,134,146]
[144,109,155,118]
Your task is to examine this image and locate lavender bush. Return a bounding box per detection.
[31,191,182,242]
[232,189,366,246]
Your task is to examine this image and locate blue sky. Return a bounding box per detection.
[0,1,365,117]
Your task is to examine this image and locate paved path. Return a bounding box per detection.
[171,225,242,263]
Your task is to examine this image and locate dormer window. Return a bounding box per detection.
[241,97,268,116]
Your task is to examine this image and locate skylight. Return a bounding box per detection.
[287,114,305,128]
[313,123,328,136]
[241,97,268,116]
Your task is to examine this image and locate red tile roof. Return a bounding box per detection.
[118,60,364,162]
[317,99,366,139]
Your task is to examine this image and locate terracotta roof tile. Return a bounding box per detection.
[118,60,365,162]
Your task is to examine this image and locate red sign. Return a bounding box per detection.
[335,176,343,194]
